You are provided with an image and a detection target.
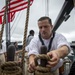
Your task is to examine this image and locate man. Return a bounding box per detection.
[28,16,71,75]
[16,30,35,54]
[0,40,6,64]
[0,31,6,65]
[14,41,19,51]
[26,30,35,46]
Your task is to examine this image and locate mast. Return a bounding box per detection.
[45,0,49,16]
[5,0,10,49]
[52,0,74,32]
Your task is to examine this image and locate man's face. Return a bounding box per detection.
[38,19,53,39]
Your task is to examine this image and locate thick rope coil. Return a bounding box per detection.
[0,61,22,75]
[34,54,54,75]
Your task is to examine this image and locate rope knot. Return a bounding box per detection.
[0,61,22,75]
[34,54,51,73]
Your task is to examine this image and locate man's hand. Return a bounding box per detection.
[15,50,22,54]
[46,50,60,68]
[28,60,36,73]
[28,54,36,73]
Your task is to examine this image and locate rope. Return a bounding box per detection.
[0,0,31,75]
[0,0,22,75]
[21,0,31,75]
[0,3,6,49]
[0,61,22,75]
[33,54,54,75]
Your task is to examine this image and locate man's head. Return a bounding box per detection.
[14,41,18,46]
[38,16,53,39]
[29,30,35,36]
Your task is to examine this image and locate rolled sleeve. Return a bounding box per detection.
[28,49,39,56]
[57,42,71,53]
[56,34,71,53]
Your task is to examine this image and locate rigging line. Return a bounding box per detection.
[11,11,23,36]
[11,12,22,36]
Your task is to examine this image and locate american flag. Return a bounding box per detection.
[0,0,34,24]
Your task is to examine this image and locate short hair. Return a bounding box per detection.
[38,16,52,25]
[29,30,34,35]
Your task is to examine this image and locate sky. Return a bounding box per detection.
[0,0,75,42]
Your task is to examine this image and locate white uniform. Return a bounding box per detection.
[0,41,6,54]
[28,33,71,71]
[0,41,6,66]
[26,35,34,46]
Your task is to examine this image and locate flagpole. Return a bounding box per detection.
[5,0,10,52]
[8,0,11,43]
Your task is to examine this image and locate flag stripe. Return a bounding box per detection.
[0,16,2,24]
[2,0,29,10]
[8,12,15,22]
[0,12,15,24]
[0,0,33,24]
[0,0,33,16]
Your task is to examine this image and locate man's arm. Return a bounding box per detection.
[15,49,22,54]
[29,54,36,63]
[28,54,36,73]
[47,45,69,68]
[55,45,69,58]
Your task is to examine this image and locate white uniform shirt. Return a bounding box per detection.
[26,35,34,46]
[28,33,71,71]
[0,41,6,54]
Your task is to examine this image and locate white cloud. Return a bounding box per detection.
[61,31,75,42]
